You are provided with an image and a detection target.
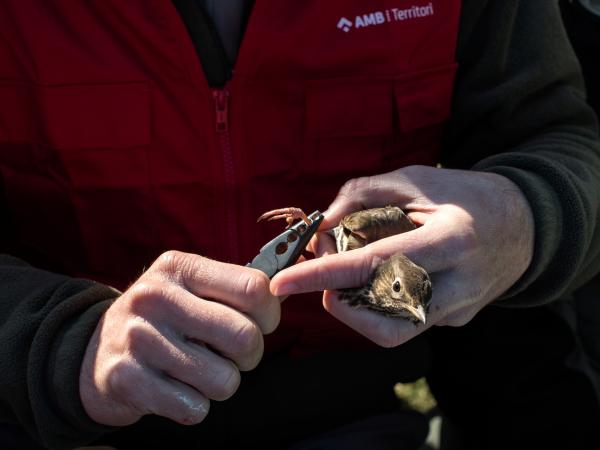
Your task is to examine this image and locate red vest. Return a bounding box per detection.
[0,1,460,355]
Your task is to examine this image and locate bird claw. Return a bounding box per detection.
[257,207,313,229]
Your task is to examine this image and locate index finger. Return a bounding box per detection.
[271,224,449,297]
[271,245,380,297]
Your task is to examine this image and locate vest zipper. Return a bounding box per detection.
[213,89,239,262]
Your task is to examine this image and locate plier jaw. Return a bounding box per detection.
[247,210,324,278]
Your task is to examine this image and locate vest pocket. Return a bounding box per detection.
[386,63,457,167]
[306,78,393,139]
[305,77,393,181]
[394,64,457,133]
[304,64,457,180]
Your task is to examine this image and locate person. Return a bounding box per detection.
[561,0,600,408]
[0,1,599,449]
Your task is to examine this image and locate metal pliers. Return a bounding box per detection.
[247,210,324,278]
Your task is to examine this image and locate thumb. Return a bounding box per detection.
[321,182,372,230]
[322,177,380,229]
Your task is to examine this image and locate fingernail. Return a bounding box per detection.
[175,392,209,416]
[274,282,299,297]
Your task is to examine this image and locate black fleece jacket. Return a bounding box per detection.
[0,1,599,448]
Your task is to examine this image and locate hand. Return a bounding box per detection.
[80,251,281,426]
[271,165,534,347]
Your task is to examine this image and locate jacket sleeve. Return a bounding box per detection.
[446,0,600,306]
[0,19,120,446]
[0,254,119,449]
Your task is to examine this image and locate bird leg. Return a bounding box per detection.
[257,207,313,229]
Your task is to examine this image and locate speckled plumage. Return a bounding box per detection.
[335,206,431,324]
[334,206,416,252]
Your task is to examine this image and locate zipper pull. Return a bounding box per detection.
[213,89,229,133]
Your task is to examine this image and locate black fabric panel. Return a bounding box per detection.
[430,305,600,450]
[172,0,232,87]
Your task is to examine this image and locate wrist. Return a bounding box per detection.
[44,290,118,435]
[474,165,562,306]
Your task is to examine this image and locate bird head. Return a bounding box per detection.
[369,254,432,324]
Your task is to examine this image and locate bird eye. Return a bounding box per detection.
[343,227,352,237]
[392,280,401,292]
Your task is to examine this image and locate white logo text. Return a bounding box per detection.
[337,3,435,33]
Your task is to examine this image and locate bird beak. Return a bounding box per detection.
[408,304,427,325]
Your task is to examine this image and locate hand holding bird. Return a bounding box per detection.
[270,165,535,348]
[334,206,431,324]
[259,205,432,324]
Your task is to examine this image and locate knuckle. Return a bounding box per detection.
[239,273,281,335]
[184,255,216,288]
[122,318,155,354]
[107,360,142,399]
[156,250,183,273]
[230,321,263,370]
[232,320,262,355]
[126,280,172,313]
[211,365,241,401]
[241,272,270,305]
[341,176,370,198]
[128,280,162,302]
[339,178,358,196]
[156,251,207,284]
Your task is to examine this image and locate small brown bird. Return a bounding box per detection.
[334,206,431,324]
[338,253,431,324]
[333,205,416,252]
[257,206,432,324]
